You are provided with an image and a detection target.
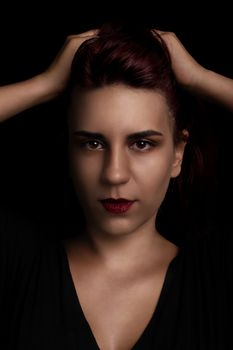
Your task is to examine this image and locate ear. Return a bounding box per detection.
[171,129,189,178]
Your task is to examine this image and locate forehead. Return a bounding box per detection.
[68,84,172,132]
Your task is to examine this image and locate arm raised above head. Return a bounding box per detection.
[152,30,233,111]
[0,29,98,123]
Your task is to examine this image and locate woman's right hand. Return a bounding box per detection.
[0,29,98,123]
[43,29,99,96]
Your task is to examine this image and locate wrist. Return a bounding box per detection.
[187,66,209,93]
[36,72,64,102]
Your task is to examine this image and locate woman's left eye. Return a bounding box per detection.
[131,140,155,151]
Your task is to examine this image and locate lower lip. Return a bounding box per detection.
[100,201,135,214]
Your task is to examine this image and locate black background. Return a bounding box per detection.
[0,4,232,235]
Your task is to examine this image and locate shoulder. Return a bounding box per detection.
[183,219,233,273]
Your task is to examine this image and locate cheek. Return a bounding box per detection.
[134,149,174,178]
[69,151,100,192]
[133,150,174,196]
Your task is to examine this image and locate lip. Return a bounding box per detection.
[99,198,136,214]
[100,198,133,202]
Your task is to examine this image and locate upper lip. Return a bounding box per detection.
[100,198,135,202]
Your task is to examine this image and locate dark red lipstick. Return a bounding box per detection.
[100,198,136,214]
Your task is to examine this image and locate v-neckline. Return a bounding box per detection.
[60,239,181,349]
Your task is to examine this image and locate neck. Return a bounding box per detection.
[78,219,177,272]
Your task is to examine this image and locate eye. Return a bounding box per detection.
[80,140,104,150]
[131,139,156,151]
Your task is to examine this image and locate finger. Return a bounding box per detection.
[68,29,99,40]
[151,29,166,35]
[79,28,99,37]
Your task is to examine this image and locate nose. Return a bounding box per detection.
[101,146,131,185]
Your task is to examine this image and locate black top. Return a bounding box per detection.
[0,209,232,349]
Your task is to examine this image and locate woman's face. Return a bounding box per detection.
[68,84,186,237]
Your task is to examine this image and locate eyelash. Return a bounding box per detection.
[77,139,157,152]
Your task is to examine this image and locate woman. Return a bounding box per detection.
[0,23,233,349]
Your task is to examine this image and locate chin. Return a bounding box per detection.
[95,218,139,237]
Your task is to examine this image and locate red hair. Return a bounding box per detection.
[69,22,183,140]
[65,22,216,237]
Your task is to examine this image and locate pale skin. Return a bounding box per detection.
[0,28,233,350]
[65,84,186,349]
[0,29,232,124]
[0,29,98,122]
[154,30,233,111]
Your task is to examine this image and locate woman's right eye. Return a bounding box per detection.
[79,140,104,150]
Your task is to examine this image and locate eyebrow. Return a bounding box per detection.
[73,129,163,142]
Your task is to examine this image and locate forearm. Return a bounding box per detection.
[156,31,233,111]
[194,68,233,111]
[0,73,60,123]
[0,30,99,124]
